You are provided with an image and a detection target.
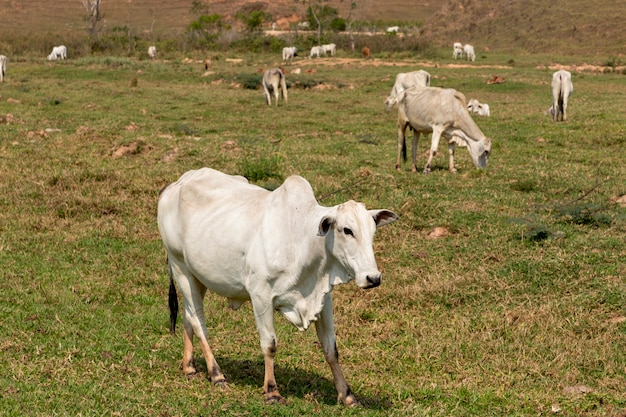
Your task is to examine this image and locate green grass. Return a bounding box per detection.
[1,50,625,416]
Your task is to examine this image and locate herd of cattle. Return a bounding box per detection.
[0,40,574,406]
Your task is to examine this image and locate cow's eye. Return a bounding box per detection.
[343,227,354,236]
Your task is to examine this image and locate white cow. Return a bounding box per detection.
[148,46,157,59]
[282,46,298,64]
[0,55,6,82]
[463,44,475,62]
[549,69,573,122]
[386,26,400,33]
[310,45,324,58]
[158,168,398,405]
[47,45,67,61]
[262,67,288,106]
[384,70,431,110]
[321,43,336,56]
[395,87,492,173]
[453,42,463,59]
[467,98,491,116]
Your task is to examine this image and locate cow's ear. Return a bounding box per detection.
[317,216,335,236]
[370,210,398,227]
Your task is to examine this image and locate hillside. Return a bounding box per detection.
[0,0,624,56]
[420,0,626,56]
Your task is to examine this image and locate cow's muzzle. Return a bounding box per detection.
[364,274,381,289]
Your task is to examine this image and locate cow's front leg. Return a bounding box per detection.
[252,300,284,404]
[448,141,457,173]
[315,294,359,407]
[424,128,443,174]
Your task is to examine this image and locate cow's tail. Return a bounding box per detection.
[280,71,288,105]
[167,259,179,335]
[401,134,407,162]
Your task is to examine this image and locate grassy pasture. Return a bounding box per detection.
[0,51,625,416]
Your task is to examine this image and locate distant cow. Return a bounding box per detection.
[204,57,212,70]
[467,98,491,117]
[0,55,6,82]
[282,46,298,64]
[463,44,475,62]
[310,46,324,58]
[386,26,400,33]
[47,45,67,61]
[384,70,431,110]
[395,86,492,173]
[453,42,463,59]
[262,67,288,106]
[549,69,573,122]
[321,43,336,56]
[148,46,157,59]
[158,167,398,405]
[362,46,371,58]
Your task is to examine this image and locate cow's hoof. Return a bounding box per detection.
[265,394,285,404]
[213,379,228,389]
[422,169,430,174]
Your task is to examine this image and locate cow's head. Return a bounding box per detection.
[468,137,491,169]
[318,201,398,289]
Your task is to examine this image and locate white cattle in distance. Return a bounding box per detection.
[0,55,6,82]
[282,46,298,64]
[549,69,573,121]
[47,45,67,60]
[148,45,157,58]
[386,26,400,33]
[262,67,288,106]
[453,42,463,59]
[467,98,491,117]
[395,87,492,173]
[157,167,398,405]
[321,43,336,56]
[310,45,324,58]
[384,70,432,110]
[463,44,475,62]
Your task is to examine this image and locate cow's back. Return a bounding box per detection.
[158,168,267,266]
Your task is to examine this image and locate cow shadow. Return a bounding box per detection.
[191,356,393,409]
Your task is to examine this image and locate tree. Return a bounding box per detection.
[236,3,271,34]
[81,0,101,34]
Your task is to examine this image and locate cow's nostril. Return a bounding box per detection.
[365,275,381,289]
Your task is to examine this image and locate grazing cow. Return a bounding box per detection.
[467,98,491,116]
[158,168,398,405]
[47,45,67,61]
[384,70,431,110]
[310,46,324,58]
[453,42,463,59]
[321,43,336,56]
[0,55,6,82]
[386,26,400,33]
[463,44,475,62]
[362,46,371,58]
[395,87,492,173]
[549,69,573,122]
[148,46,157,59]
[262,67,288,106]
[282,46,298,64]
[204,57,212,70]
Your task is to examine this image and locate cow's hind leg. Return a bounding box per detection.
[315,296,359,407]
[175,269,226,387]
